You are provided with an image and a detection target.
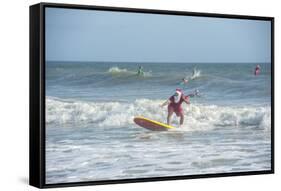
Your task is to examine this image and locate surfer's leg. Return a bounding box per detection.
[167,112,173,125]
[179,113,184,126]
[167,106,174,125]
[167,111,173,125]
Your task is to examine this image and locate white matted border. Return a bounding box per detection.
[0,0,278,191]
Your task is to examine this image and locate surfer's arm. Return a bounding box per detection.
[183,96,190,104]
[161,100,170,107]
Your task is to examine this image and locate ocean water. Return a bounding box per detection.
[45,61,272,184]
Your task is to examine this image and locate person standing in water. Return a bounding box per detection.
[181,78,189,85]
[161,88,190,128]
[254,64,261,76]
[137,66,144,76]
[181,67,199,84]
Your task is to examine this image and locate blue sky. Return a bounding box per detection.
[46,8,271,63]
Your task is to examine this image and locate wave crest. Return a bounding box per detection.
[190,68,201,80]
[108,67,130,74]
[107,66,152,77]
[46,97,271,131]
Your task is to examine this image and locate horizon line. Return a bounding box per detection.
[46,60,270,64]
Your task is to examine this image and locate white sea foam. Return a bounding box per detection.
[46,97,271,131]
[107,66,152,77]
[190,68,201,80]
[108,66,131,74]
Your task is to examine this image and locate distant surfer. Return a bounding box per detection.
[180,67,200,84]
[160,88,190,128]
[137,66,144,76]
[181,77,189,85]
[254,64,261,76]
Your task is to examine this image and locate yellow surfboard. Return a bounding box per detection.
[134,116,175,131]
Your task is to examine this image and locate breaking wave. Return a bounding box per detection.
[190,68,201,80]
[107,67,132,74]
[107,67,152,77]
[46,97,271,131]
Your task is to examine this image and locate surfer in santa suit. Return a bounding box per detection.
[161,88,190,128]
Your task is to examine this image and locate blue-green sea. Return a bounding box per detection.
[45,61,271,184]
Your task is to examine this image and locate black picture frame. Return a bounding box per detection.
[30,2,274,189]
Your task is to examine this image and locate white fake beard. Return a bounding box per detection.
[174,94,181,103]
